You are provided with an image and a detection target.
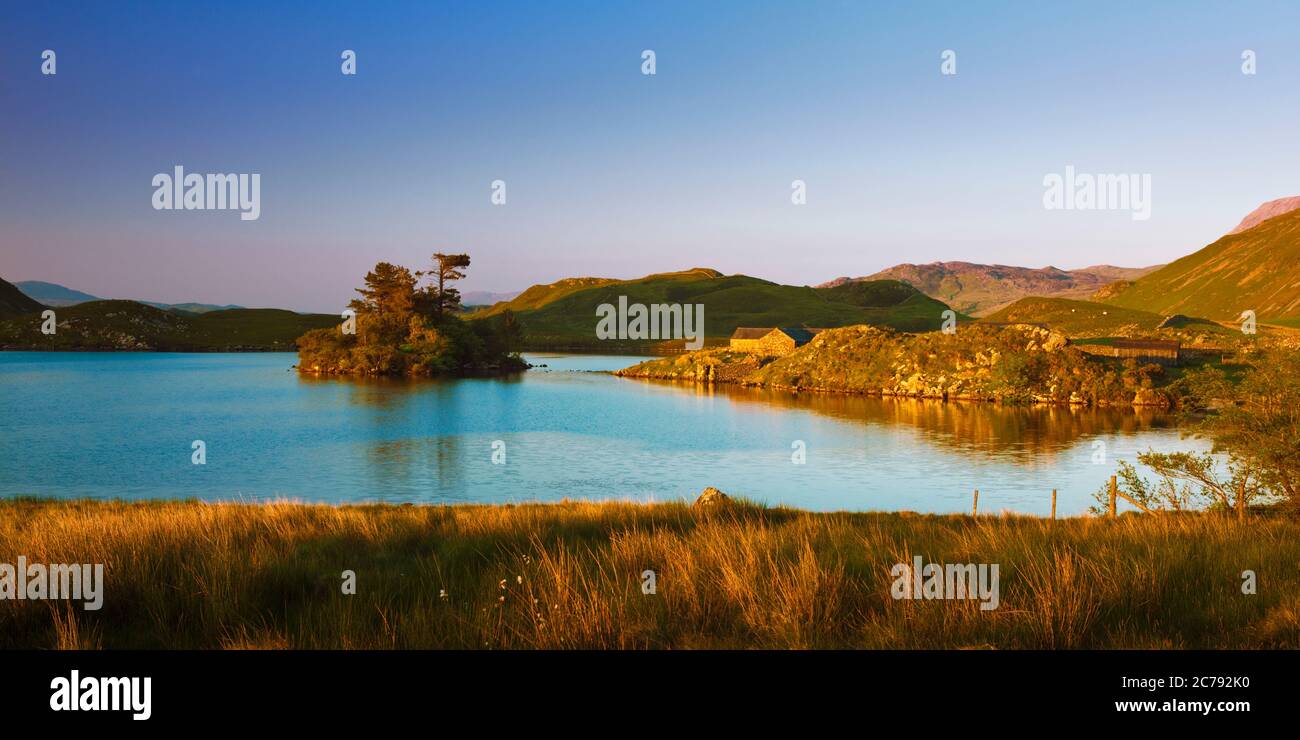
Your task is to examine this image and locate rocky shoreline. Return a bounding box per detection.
[615,324,1175,407]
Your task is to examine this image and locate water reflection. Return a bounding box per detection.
[623,377,1175,461]
[0,352,1203,514]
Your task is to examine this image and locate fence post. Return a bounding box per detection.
[973,489,979,516]
[1108,476,1117,518]
[1050,489,1057,520]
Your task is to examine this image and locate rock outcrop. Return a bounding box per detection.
[693,487,732,509]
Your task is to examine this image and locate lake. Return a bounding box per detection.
[0,351,1208,514]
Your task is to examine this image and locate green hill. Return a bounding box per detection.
[981,296,1240,344]
[983,297,1167,335]
[473,268,721,317]
[0,277,45,318]
[472,269,955,349]
[1099,207,1300,321]
[0,300,338,351]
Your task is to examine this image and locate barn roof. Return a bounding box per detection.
[776,327,816,343]
[731,327,773,339]
[1111,339,1181,351]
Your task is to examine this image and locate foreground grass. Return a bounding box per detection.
[1,498,1297,649]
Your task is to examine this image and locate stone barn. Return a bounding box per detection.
[1078,339,1182,365]
[729,327,819,356]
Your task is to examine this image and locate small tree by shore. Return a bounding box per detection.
[1098,348,1300,517]
[1092,453,1267,519]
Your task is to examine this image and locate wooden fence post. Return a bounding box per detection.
[1050,489,1057,520]
[973,489,979,516]
[1108,476,1117,518]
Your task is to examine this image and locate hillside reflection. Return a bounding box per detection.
[632,378,1176,458]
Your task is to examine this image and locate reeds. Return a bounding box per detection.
[0,498,1295,649]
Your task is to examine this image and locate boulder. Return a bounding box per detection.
[693,487,732,508]
[1042,331,1069,351]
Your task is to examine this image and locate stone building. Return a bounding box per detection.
[1077,338,1181,365]
[729,327,819,356]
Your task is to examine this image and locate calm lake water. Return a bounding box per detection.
[0,351,1209,514]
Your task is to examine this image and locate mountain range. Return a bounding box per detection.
[14,281,243,315]
[7,196,1300,349]
[461,290,521,307]
[819,263,1162,317]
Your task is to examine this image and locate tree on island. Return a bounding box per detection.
[297,254,525,377]
[421,252,471,320]
[349,262,418,347]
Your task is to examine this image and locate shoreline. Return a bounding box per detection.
[613,368,1175,407]
[0,346,299,353]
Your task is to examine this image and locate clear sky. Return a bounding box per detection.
[2,0,1298,312]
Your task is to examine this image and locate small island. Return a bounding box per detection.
[296,253,527,377]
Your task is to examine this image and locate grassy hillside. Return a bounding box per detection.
[980,296,1242,344]
[618,323,1175,405]
[816,280,957,329]
[473,269,954,349]
[189,308,342,347]
[0,300,338,351]
[0,277,45,318]
[473,275,624,315]
[1101,207,1300,321]
[4,498,1295,649]
[473,268,726,318]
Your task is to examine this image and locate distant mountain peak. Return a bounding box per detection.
[1105,206,1300,321]
[0,276,46,318]
[14,280,243,314]
[1227,196,1300,235]
[15,280,100,305]
[819,262,1161,317]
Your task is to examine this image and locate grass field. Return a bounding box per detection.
[1,498,1296,649]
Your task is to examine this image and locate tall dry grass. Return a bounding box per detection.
[0,498,1296,649]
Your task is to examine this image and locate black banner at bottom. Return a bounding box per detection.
[0,649,1283,727]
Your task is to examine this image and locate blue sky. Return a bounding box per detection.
[2,0,1298,312]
